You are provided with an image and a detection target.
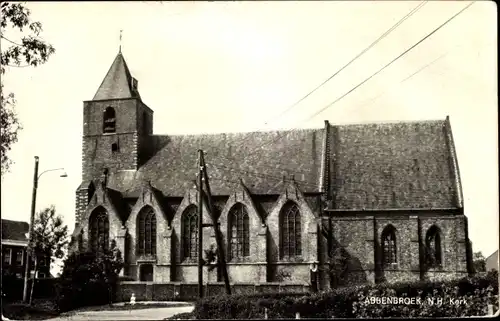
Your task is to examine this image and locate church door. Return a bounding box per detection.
[140,264,154,282]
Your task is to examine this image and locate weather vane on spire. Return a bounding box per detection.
[119,29,123,53]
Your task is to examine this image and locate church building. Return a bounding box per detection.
[71,51,473,290]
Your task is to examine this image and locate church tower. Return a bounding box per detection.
[82,51,153,180]
[75,51,154,226]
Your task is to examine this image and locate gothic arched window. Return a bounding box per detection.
[382,225,397,265]
[89,207,109,252]
[182,206,198,260]
[228,203,250,259]
[280,201,302,259]
[103,107,116,133]
[425,225,442,267]
[137,207,157,256]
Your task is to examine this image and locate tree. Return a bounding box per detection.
[1,2,55,175]
[57,242,123,311]
[29,205,69,304]
[328,247,350,287]
[473,251,486,273]
[204,244,218,272]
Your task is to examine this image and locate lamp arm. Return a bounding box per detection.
[37,168,65,180]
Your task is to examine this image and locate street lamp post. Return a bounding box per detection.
[22,156,67,303]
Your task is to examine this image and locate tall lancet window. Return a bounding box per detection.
[280,201,302,259]
[382,225,397,265]
[425,225,442,268]
[103,107,116,133]
[182,206,198,260]
[229,203,250,259]
[137,207,157,256]
[89,207,109,252]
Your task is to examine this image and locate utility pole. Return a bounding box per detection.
[23,156,39,303]
[197,150,204,298]
[199,152,231,295]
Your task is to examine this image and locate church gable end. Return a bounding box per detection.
[126,181,170,266]
[219,181,266,264]
[267,180,319,263]
[79,182,124,252]
[170,188,212,266]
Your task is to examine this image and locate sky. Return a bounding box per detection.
[1,0,498,265]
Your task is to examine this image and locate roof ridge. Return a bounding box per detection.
[156,127,324,138]
[153,119,447,138]
[330,118,446,127]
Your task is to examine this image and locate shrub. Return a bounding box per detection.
[55,246,123,312]
[2,299,60,320]
[192,272,499,319]
[194,292,309,319]
[166,311,195,320]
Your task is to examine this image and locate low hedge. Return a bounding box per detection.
[194,292,311,319]
[193,271,499,319]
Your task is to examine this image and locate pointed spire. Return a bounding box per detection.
[93,51,141,101]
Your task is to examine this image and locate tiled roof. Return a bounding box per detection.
[486,250,498,271]
[103,119,460,210]
[330,120,458,209]
[90,53,461,211]
[1,219,29,242]
[107,129,324,196]
[93,52,140,100]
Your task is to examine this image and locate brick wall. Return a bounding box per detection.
[82,98,153,182]
[83,99,139,136]
[116,281,310,302]
[218,186,267,283]
[329,217,376,285]
[76,181,471,288]
[266,182,319,283]
[82,133,139,181]
[226,264,267,283]
[376,216,420,283]
[315,212,471,287]
[75,183,94,227]
[75,160,470,289]
[78,184,125,252]
[106,193,471,288]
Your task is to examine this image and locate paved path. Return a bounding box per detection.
[43,305,194,321]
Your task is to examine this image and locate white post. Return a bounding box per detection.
[296,312,300,319]
[488,304,494,315]
[264,308,268,319]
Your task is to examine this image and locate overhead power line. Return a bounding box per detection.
[209,41,471,181]
[304,1,476,121]
[210,163,435,192]
[239,1,476,158]
[350,50,451,112]
[207,2,428,175]
[260,1,428,128]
